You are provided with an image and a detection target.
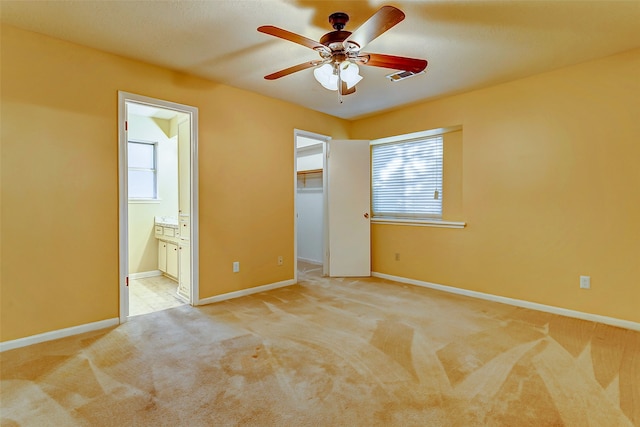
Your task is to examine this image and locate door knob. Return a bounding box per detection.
[364,213,369,219]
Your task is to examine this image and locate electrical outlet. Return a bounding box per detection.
[233,261,240,273]
[580,275,590,289]
[395,253,400,261]
[277,256,283,266]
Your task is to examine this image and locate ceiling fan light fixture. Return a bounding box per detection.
[313,63,339,90]
[340,62,363,89]
[314,61,363,91]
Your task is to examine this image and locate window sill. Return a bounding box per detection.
[371,217,466,229]
[128,198,161,204]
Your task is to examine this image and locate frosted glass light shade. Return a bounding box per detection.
[313,63,339,91]
[340,62,363,89]
[313,61,363,91]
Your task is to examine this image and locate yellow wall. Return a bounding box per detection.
[353,48,640,323]
[2,23,638,343]
[0,24,349,342]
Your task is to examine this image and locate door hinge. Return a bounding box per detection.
[126,276,129,287]
[125,120,128,131]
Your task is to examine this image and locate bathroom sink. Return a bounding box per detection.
[154,216,178,228]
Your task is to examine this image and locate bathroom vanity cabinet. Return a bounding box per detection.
[159,240,178,278]
[155,216,191,301]
[176,215,191,300]
[178,243,190,296]
[155,221,180,280]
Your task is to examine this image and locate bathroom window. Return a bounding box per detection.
[128,140,158,199]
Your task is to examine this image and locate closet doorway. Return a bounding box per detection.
[295,131,372,280]
[295,130,330,278]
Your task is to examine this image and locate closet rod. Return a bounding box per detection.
[297,168,323,175]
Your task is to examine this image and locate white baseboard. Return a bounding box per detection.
[0,318,120,353]
[372,272,640,332]
[197,279,297,306]
[7,274,634,353]
[129,270,162,280]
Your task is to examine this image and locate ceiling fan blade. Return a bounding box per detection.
[358,53,427,74]
[341,81,356,95]
[258,26,330,53]
[264,61,321,80]
[343,6,405,50]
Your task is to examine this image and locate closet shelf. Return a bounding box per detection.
[297,168,323,175]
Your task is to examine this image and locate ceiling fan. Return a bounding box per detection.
[257,5,427,97]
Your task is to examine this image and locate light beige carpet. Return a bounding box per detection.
[1,263,638,426]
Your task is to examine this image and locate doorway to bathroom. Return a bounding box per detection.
[118,92,199,322]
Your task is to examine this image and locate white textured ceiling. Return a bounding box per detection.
[1,0,639,120]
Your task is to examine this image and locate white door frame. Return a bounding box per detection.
[293,129,331,282]
[118,91,199,323]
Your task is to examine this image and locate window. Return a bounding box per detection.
[371,135,443,220]
[128,141,157,199]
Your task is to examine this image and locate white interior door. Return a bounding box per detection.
[327,139,370,277]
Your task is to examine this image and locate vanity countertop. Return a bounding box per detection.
[155,216,179,228]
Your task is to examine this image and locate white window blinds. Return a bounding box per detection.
[371,135,443,219]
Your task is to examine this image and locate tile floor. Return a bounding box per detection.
[129,275,186,317]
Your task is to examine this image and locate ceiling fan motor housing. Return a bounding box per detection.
[320,30,352,50]
[323,12,360,52]
[328,12,349,30]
